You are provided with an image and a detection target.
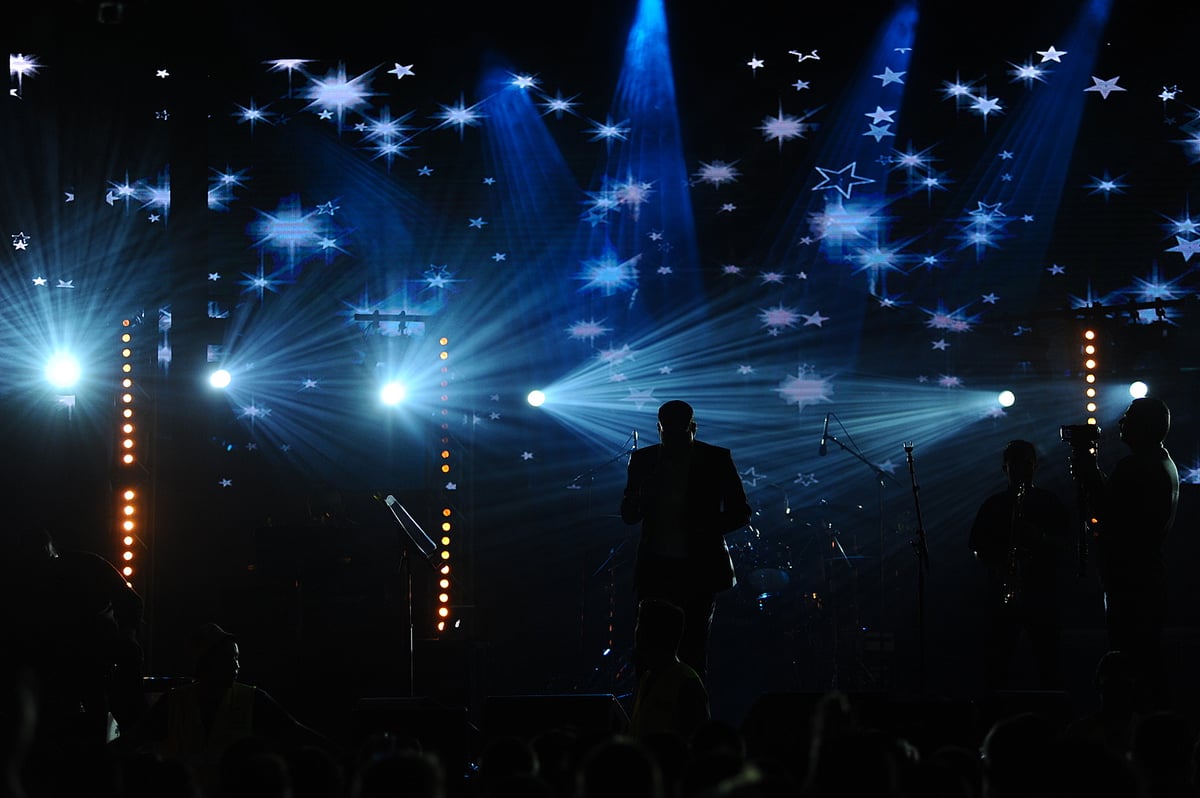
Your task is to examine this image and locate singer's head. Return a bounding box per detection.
[657,400,696,448]
[1002,439,1037,488]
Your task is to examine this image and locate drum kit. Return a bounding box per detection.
[725,490,882,690]
[729,492,868,622]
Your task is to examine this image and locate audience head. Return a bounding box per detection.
[575,735,663,798]
[188,622,240,685]
[1,665,38,764]
[288,744,345,798]
[634,599,686,663]
[0,526,57,567]
[1094,650,1137,711]
[351,749,446,798]
[220,748,293,798]
[1130,710,1194,785]
[476,733,540,789]
[980,711,1056,798]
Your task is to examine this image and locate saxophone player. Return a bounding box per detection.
[969,439,1071,692]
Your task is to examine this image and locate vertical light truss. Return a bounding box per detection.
[116,318,141,586]
[1082,327,1099,425]
[435,335,453,633]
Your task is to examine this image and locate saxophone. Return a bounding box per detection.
[1001,483,1025,606]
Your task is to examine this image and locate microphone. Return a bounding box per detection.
[632,430,638,450]
[818,413,830,456]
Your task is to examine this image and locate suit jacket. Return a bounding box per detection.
[620,440,752,594]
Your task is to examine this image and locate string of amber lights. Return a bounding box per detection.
[435,336,453,633]
[1082,326,1099,426]
[117,318,140,587]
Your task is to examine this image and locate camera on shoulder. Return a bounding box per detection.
[1060,423,1100,451]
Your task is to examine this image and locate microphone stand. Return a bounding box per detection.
[822,427,900,690]
[902,442,931,696]
[564,433,637,494]
[564,433,637,689]
[381,495,439,698]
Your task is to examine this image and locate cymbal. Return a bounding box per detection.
[796,500,865,514]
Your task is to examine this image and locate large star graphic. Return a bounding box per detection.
[1037,46,1067,63]
[1084,76,1126,100]
[874,67,906,86]
[1167,236,1200,262]
[812,162,875,199]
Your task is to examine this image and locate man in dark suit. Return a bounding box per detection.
[620,400,752,682]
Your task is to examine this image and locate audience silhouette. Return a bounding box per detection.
[627,598,711,741]
[112,622,332,797]
[0,527,146,798]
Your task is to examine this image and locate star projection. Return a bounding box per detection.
[4,0,1199,707]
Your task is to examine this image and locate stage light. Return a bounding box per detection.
[1128,380,1148,399]
[997,390,1015,408]
[527,389,546,407]
[380,380,407,405]
[1081,328,1099,425]
[45,353,81,389]
[209,368,232,389]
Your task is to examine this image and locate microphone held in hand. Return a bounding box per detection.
[818,413,830,456]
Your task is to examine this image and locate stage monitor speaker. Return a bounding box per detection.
[483,694,628,741]
[352,697,471,775]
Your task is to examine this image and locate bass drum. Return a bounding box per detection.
[730,509,797,613]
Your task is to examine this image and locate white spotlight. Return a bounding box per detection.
[45,353,81,388]
[526,389,546,407]
[209,368,232,389]
[997,390,1015,408]
[1128,380,1148,399]
[381,381,407,406]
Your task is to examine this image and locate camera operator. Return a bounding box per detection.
[1069,397,1179,711]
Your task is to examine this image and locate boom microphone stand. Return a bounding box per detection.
[565,432,638,690]
[822,419,901,689]
[902,442,931,696]
[380,494,439,697]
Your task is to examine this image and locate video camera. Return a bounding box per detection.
[1060,423,1101,453]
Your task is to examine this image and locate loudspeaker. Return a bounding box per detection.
[483,694,629,741]
[352,697,471,775]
